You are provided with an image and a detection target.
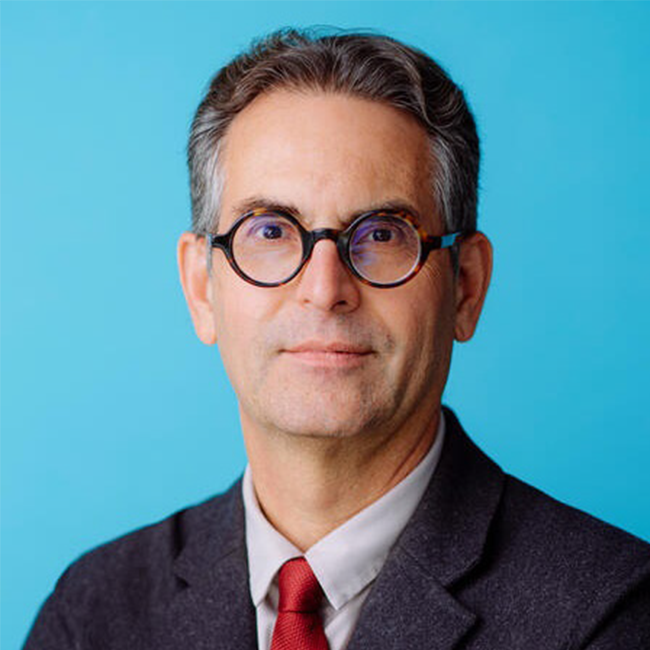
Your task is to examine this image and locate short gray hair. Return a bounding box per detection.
[188,27,479,243]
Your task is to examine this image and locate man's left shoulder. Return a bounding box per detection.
[490,473,650,644]
[499,473,650,577]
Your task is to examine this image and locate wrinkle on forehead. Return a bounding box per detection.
[219,89,437,230]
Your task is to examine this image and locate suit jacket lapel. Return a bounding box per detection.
[158,407,503,650]
[163,482,257,650]
[347,406,505,650]
[346,547,477,650]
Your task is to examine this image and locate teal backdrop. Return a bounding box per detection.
[2,2,649,648]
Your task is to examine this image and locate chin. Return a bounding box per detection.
[272,404,362,438]
[260,386,393,440]
[239,363,398,439]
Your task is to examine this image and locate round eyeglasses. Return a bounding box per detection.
[206,208,464,288]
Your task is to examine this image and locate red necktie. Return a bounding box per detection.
[270,557,330,650]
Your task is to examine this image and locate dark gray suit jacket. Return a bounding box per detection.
[24,407,650,649]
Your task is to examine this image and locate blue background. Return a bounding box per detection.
[2,2,649,647]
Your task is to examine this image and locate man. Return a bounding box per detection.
[24,28,650,650]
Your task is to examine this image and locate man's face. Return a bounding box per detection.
[190,90,463,441]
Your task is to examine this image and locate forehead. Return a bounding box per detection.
[219,90,436,228]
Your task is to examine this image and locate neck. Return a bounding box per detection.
[242,407,441,551]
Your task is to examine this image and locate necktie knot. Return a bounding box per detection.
[271,558,329,650]
[277,557,324,613]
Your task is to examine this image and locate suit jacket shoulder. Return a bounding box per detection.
[23,485,257,650]
[345,408,650,650]
[482,473,650,647]
[24,408,650,650]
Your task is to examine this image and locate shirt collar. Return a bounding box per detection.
[243,411,446,610]
[243,465,301,607]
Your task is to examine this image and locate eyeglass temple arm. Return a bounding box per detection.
[207,233,229,249]
[205,233,230,274]
[422,231,463,252]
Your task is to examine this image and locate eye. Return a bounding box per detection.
[353,218,408,247]
[242,215,298,243]
[371,227,394,243]
[261,223,284,240]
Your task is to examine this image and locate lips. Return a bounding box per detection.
[281,341,374,368]
[284,341,373,355]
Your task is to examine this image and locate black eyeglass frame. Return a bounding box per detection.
[206,207,466,289]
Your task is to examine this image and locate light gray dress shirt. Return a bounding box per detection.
[242,411,446,650]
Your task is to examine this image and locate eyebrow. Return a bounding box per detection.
[228,196,426,228]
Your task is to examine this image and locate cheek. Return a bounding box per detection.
[212,257,273,333]
[211,277,275,378]
[391,276,455,370]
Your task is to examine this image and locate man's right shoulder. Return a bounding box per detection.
[71,484,237,580]
[24,480,245,650]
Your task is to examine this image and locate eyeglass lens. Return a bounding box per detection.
[231,212,422,286]
[232,213,304,284]
[349,214,420,284]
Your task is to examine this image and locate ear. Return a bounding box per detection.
[177,232,217,345]
[453,231,493,342]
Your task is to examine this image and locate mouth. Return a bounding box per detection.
[281,341,374,368]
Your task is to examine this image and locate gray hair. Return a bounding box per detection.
[188,27,479,249]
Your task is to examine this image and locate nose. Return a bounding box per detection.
[294,239,361,313]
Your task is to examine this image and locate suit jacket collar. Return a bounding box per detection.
[166,482,257,649]
[167,406,504,649]
[346,406,505,649]
[399,406,505,588]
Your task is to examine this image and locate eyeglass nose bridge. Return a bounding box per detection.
[301,227,350,270]
[310,228,340,245]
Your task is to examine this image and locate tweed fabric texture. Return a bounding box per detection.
[22,407,650,649]
[271,558,329,650]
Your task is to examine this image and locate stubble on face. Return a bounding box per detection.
[245,313,398,438]
[211,89,456,445]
